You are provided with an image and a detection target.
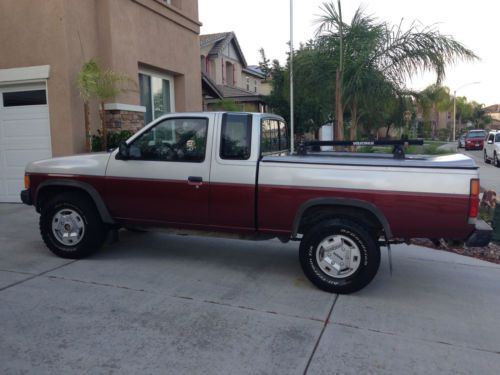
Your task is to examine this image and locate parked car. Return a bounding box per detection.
[464,129,487,150]
[20,112,491,294]
[483,130,500,166]
[458,134,466,148]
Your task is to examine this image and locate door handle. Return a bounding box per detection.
[188,176,203,187]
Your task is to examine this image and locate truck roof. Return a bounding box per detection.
[158,112,285,121]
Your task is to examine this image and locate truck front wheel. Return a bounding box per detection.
[299,219,380,294]
[39,192,107,259]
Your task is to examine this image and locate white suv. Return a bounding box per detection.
[484,130,500,166]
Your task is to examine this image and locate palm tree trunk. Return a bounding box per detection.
[385,123,392,138]
[100,101,107,151]
[350,96,358,141]
[83,101,91,152]
[335,68,344,140]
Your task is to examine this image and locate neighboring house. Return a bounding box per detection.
[415,107,452,137]
[0,0,202,202]
[484,104,500,130]
[200,32,267,112]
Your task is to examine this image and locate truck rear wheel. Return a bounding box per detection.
[299,219,380,294]
[39,192,106,259]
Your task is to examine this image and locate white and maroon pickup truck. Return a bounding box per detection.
[21,112,492,293]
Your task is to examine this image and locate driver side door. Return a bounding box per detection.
[105,115,214,227]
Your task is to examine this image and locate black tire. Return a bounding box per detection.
[484,151,490,164]
[299,219,380,294]
[39,192,107,259]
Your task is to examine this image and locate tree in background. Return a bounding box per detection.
[266,1,478,141]
[76,60,100,152]
[258,48,272,78]
[416,84,452,138]
[210,99,244,112]
[76,60,134,151]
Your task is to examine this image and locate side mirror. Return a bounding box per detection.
[116,141,130,160]
[488,140,494,144]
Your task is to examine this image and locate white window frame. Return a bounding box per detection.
[139,69,175,122]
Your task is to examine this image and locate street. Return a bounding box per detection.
[462,149,500,192]
[1,204,499,374]
[438,142,500,192]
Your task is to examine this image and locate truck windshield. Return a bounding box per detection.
[466,131,486,139]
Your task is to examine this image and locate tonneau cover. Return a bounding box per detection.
[262,152,478,170]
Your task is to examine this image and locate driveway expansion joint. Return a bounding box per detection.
[0,268,36,276]
[303,294,339,375]
[37,275,329,323]
[407,256,500,270]
[332,321,500,356]
[0,260,77,292]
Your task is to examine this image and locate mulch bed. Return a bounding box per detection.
[411,238,500,265]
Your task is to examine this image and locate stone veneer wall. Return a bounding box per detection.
[105,110,145,133]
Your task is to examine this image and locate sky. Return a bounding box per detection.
[199,0,499,106]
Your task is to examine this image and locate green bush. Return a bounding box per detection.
[92,130,134,151]
[436,128,450,141]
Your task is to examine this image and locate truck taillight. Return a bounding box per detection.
[469,179,480,218]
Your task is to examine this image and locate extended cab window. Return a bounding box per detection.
[261,119,289,154]
[220,113,252,160]
[128,118,208,162]
[496,134,500,142]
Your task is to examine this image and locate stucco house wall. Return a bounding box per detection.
[0,0,201,156]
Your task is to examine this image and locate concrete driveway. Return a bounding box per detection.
[1,204,499,374]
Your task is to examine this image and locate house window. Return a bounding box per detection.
[246,77,250,91]
[254,80,257,93]
[225,62,234,86]
[139,71,175,125]
[2,90,47,106]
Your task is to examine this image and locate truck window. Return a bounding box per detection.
[128,117,208,162]
[261,119,289,155]
[220,113,252,160]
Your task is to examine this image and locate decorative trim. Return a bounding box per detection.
[0,65,50,84]
[104,103,146,113]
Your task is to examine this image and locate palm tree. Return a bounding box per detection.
[76,60,133,151]
[417,84,452,138]
[315,1,478,139]
[76,60,100,152]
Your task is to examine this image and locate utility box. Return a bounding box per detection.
[319,124,334,151]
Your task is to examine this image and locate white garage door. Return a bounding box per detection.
[0,83,52,202]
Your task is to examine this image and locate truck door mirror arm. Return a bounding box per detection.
[116,141,130,160]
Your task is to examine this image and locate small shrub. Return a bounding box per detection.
[91,130,134,151]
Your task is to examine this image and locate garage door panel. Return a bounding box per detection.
[2,105,48,116]
[0,84,51,202]
[1,118,50,139]
[0,137,52,149]
[5,178,24,201]
[4,149,52,167]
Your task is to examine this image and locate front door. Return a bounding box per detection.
[105,115,214,226]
